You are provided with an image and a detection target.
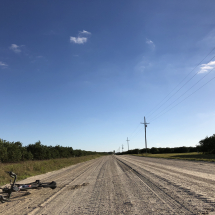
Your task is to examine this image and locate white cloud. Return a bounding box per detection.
[70,30,91,44]
[0,61,8,68]
[9,44,22,53]
[146,38,155,49]
[198,61,215,74]
[79,30,91,35]
[70,36,87,44]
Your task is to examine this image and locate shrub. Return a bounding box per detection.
[198,134,215,154]
[150,147,159,154]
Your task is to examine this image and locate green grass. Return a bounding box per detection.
[133,152,215,162]
[0,154,103,186]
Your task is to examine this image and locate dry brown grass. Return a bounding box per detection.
[0,155,103,186]
[134,152,215,162]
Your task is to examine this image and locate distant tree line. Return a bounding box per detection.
[116,133,215,155]
[117,146,198,155]
[0,139,107,163]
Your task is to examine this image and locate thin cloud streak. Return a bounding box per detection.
[0,61,8,68]
[79,30,91,35]
[146,38,155,48]
[198,61,215,74]
[9,44,21,53]
[70,37,87,44]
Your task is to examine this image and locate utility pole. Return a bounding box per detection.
[141,116,150,154]
[126,137,130,151]
[122,144,124,153]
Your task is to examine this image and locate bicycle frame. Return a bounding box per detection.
[0,171,56,203]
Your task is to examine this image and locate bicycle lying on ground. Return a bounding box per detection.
[0,171,57,203]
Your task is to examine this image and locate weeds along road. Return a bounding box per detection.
[1,155,215,215]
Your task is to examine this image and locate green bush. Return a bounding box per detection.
[150,147,159,154]
[198,134,215,154]
[0,138,107,163]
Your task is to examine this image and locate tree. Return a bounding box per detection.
[198,134,215,154]
[6,142,22,162]
[150,147,159,154]
[0,142,8,162]
[27,141,47,160]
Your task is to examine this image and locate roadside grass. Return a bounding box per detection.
[0,154,103,186]
[133,152,215,162]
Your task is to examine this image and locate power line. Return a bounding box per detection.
[150,75,215,122]
[146,48,215,118]
[148,67,215,122]
[130,124,141,138]
[127,47,215,142]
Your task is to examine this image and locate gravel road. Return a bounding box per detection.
[1,155,215,215]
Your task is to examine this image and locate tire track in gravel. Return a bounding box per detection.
[1,155,215,214]
[33,156,111,215]
[117,155,215,214]
[116,156,195,214]
[120,155,215,205]
[126,156,215,202]
[82,155,135,215]
[37,155,138,215]
[0,156,103,215]
[124,155,215,183]
[28,157,103,215]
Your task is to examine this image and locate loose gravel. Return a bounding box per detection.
[0,155,215,214]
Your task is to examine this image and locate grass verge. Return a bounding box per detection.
[133,152,215,162]
[0,154,103,186]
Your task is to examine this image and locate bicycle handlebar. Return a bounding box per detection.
[5,172,17,178]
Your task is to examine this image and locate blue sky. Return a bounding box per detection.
[1,1,215,152]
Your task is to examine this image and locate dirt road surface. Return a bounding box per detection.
[1,155,215,214]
